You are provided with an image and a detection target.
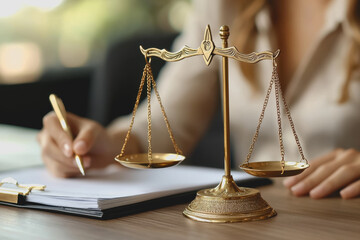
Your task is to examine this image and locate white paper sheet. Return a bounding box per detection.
[0,165,255,210]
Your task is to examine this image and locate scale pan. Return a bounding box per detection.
[239,161,309,177]
[115,153,185,169]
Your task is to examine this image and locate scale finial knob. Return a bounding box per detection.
[220,25,230,40]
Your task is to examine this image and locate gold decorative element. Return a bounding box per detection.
[240,61,309,177]
[183,175,276,222]
[139,45,278,66]
[115,62,185,169]
[213,48,279,64]
[140,25,279,222]
[240,161,309,177]
[219,25,231,177]
[140,24,278,66]
[200,25,215,65]
[115,153,184,169]
[182,25,275,222]
[117,24,306,222]
[0,177,45,204]
[139,46,202,63]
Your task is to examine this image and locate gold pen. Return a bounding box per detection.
[49,94,85,176]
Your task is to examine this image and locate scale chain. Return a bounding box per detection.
[274,68,308,164]
[146,64,153,162]
[147,65,183,155]
[274,67,286,173]
[245,61,308,169]
[119,61,183,161]
[245,67,275,165]
[119,64,148,158]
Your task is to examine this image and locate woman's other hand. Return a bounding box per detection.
[283,148,360,199]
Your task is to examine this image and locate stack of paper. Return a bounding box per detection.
[0,165,270,218]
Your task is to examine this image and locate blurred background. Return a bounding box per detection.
[0,0,224,169]
[0,0,191,128]
[0,0,190,84]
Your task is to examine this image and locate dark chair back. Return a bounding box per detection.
[89,33,178,126]
[0,68,92,129]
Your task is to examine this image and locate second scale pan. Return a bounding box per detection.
[115,153,186,169]
[239,161,309,177]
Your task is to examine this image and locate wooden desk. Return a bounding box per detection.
[1,179,359,240]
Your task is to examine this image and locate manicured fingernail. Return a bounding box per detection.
[74,140,86,153]
[340,189,350,199]
[309,188,322,199]
[291,183,305,195]
[63,143,72,157]
[283,178,294,187]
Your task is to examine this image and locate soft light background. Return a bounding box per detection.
[0,0,191,84]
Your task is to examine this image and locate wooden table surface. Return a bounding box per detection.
[1,179,359,240]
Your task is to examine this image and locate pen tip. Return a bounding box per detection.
[80,168,85,176]
[78,163,85,176]
[75,155,86,176]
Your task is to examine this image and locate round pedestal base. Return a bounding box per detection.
[183,176,276,223]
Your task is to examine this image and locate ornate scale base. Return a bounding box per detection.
[183,175,276,223]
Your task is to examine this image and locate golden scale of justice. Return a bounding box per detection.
[114,25,310,223]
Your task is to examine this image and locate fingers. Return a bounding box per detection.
[340,180,360,199]
[38,129,86,177]
[42,111,101,157]
[72,119,102,156]
[39,132,74,168]
[288,149,356,196]
[288,164,338,197]
[39,111,111,177]
[39,112,100,177]
[42,111,73,157]
[283,150,339,188]
[83,154,114,169]
[310,161,360,199]
[282,148,360,199]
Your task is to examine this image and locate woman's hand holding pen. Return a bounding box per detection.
[283,148,360,199]
[37,112,140,178]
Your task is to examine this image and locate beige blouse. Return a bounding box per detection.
[113,0,360,166]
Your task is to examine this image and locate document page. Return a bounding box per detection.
[0,165,256,210]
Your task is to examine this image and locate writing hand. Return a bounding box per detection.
[37,112,131,178]
[283,149,360,199]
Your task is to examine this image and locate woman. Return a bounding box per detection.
[38,0,360,199]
